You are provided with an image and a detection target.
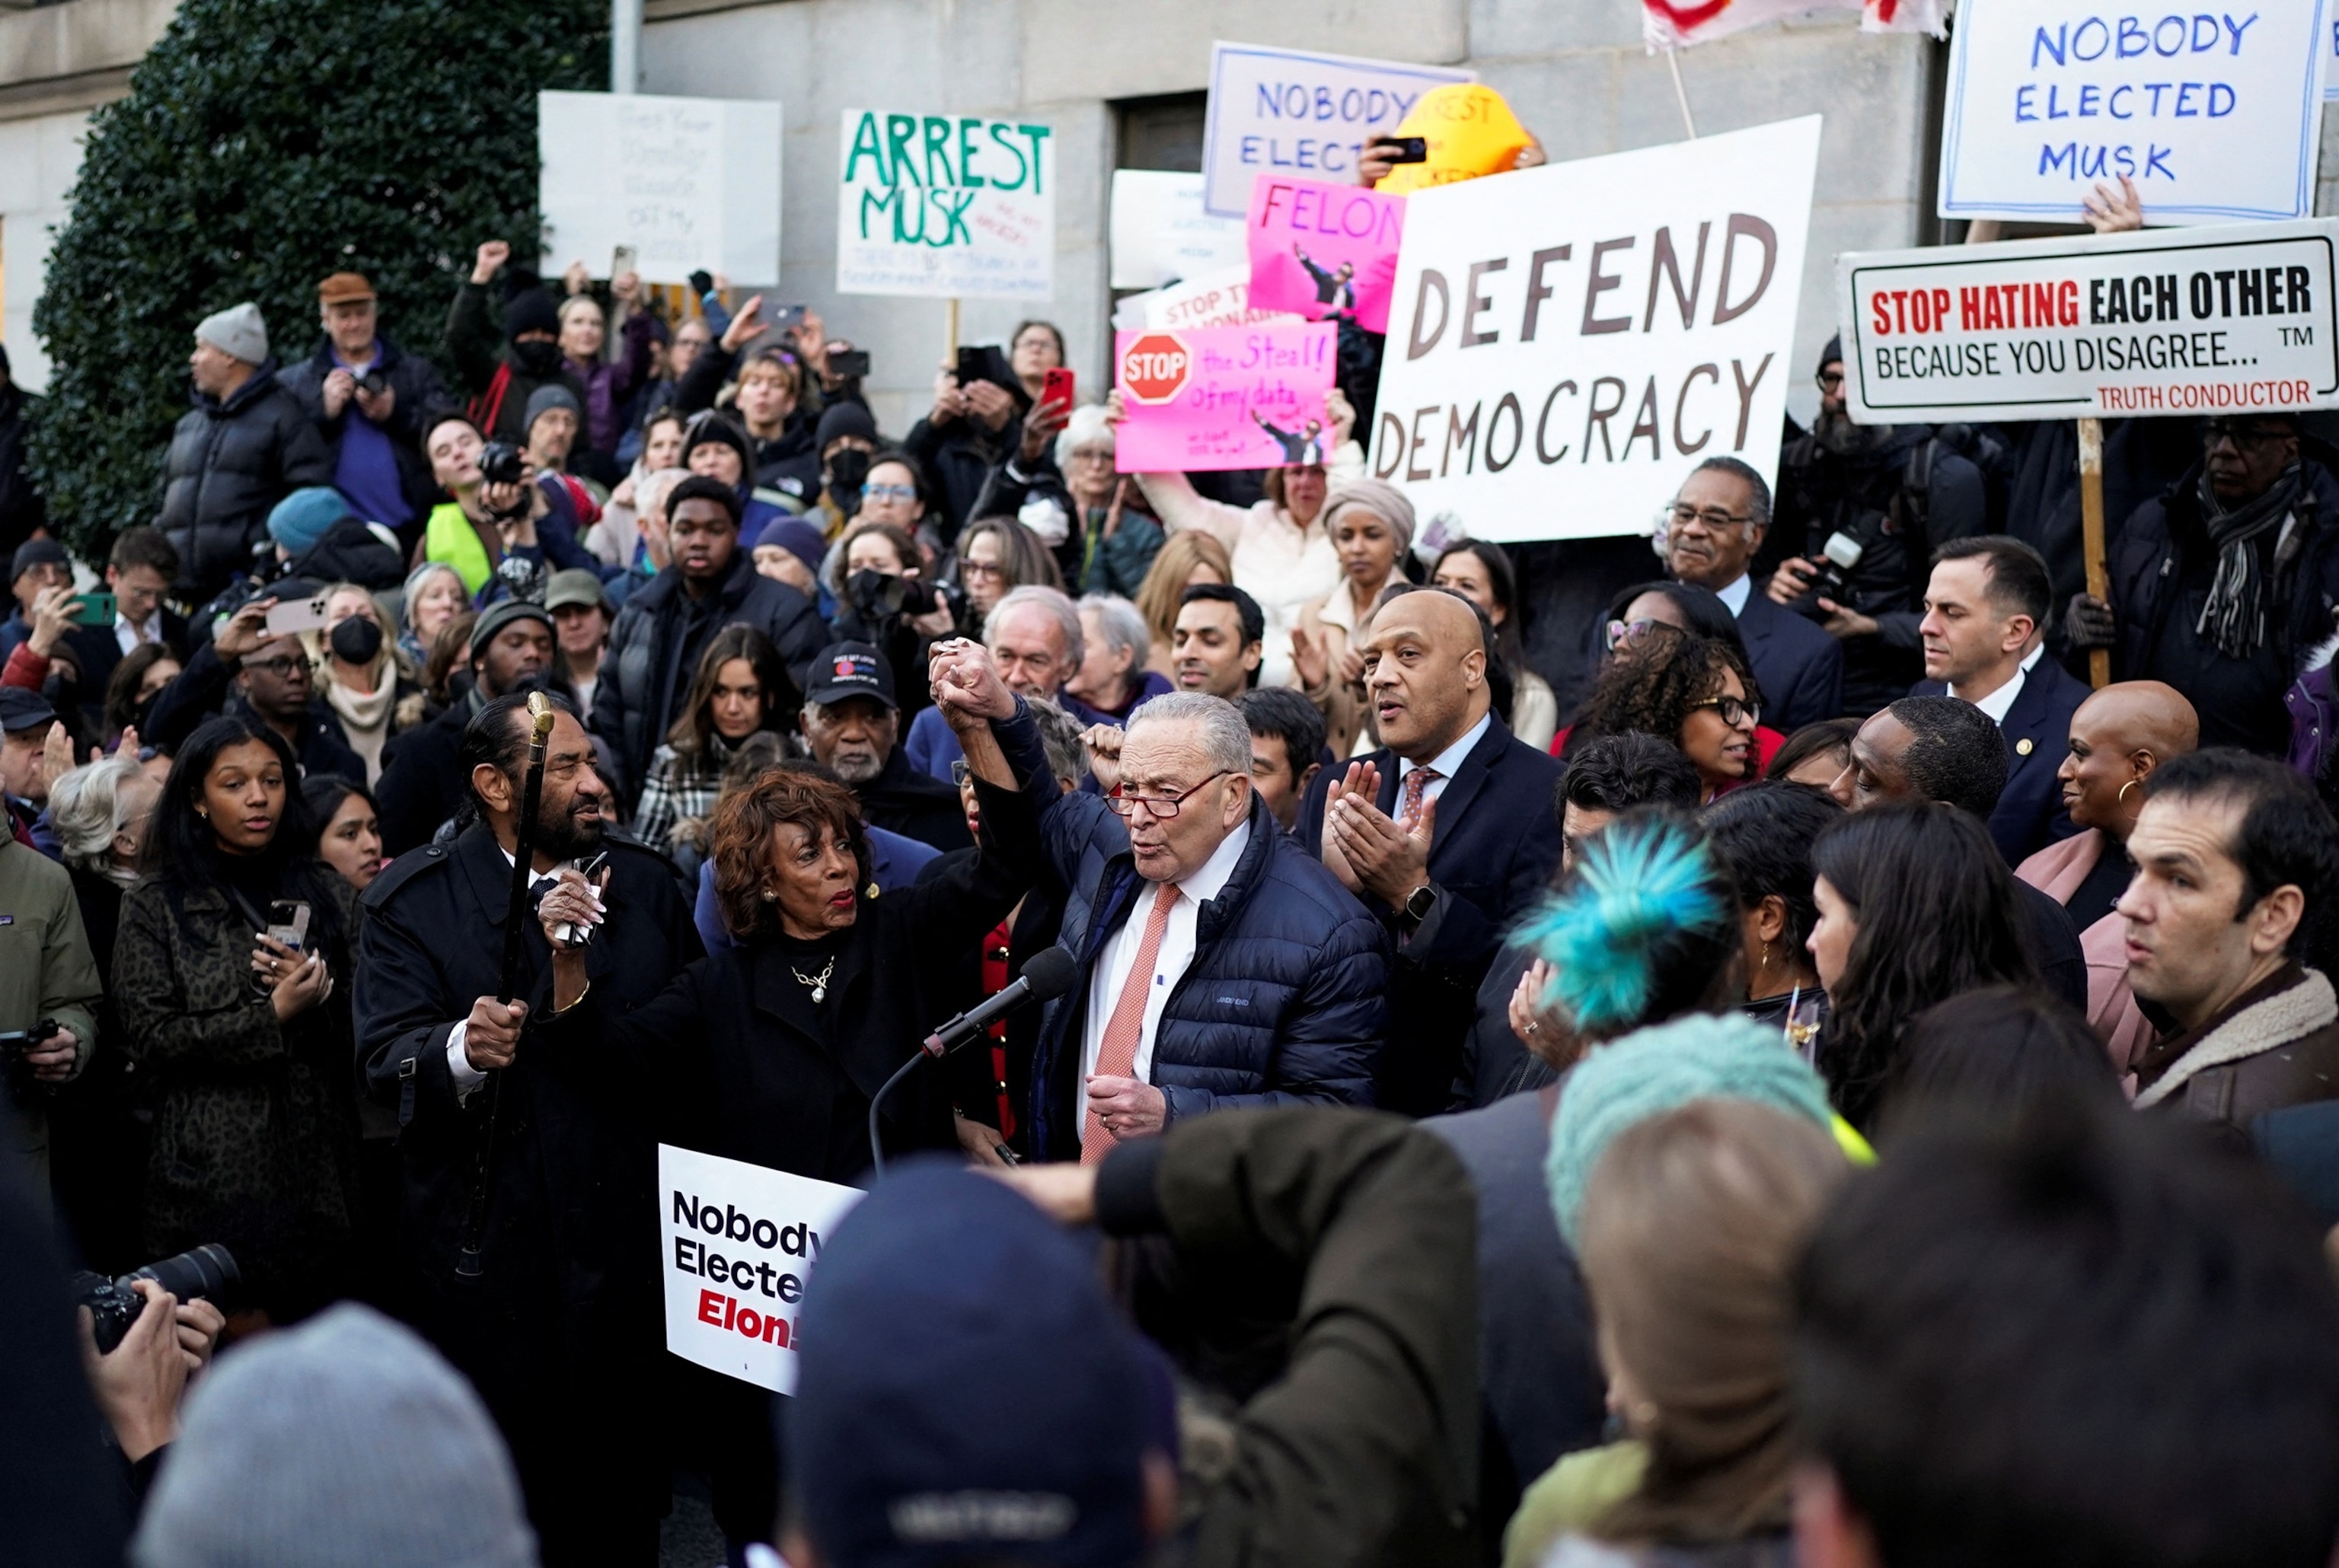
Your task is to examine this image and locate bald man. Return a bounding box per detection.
[1297,585,1564,1115]
[2018,680,2200,1068]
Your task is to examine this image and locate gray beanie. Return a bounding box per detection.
[131,1303,538,1568]
[193,301,269,366]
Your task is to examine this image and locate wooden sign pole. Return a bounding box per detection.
[2077,416,2111,690]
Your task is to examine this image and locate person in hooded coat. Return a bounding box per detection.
[444,241,588,451]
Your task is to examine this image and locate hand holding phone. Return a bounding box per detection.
[72,591,116,628]
[264,596,333,637]
[1372,135,1429,164]
[1039,367,1076,414]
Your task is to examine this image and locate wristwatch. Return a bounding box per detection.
[1399,884,1438,929]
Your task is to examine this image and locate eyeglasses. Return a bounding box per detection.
[862,483,918,503]
[1067,448,1115,464]
[1664,503,1753,531]
[960,559,1007,582]
[2202,419,2293,451]
[1106,770,1229,818]
[1688,694,1761,728]
[241,656,310,678]
[1604,617,1680,652]
[949,760,971,786]
[1815,370,1845,389]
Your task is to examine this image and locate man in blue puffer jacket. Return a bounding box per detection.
[1015,680,1388,1162]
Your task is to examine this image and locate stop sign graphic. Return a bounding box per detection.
[1121,333,1192,404]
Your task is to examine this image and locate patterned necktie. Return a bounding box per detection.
[1399,765,1441,827]
[1083,880,1181,1165]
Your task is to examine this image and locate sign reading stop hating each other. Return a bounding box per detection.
[1114,321,1337,473]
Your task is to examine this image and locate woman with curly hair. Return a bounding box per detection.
[1564,627,1765,802]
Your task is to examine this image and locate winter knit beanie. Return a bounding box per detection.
[757,515,828,578]
[1545,1012,1837,1250]
[525,383,582,432]
[193,301,270,366]
[130,1303,538,1568]
[503,288,561,344]
[265,487,350,556]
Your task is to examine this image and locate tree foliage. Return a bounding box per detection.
[30,0,607,558]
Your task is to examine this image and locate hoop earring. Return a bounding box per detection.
[2117,778,2142,815]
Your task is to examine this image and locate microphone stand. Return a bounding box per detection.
[455,693,557,1280]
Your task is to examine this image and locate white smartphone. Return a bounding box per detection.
[264,595,333,636]
[612,244,638,278]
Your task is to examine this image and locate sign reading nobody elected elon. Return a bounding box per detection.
[837,109,1055,301]
[1840,219,2339,423]
[1372,116,1819,543]
[661,1145,861,1394]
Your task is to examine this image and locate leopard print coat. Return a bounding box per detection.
[113,868,360,1309]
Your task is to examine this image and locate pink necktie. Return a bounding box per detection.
[1083,881,1180,1165]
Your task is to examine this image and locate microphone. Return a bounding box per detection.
[870,947,1082,1175]
[919,945,1080,1059]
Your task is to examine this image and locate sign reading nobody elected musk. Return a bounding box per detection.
[660,1145,861,1394]
[1840,220,2339,424]
[836,109,1055,301]
[1372,116,1820,544]
[1201,43,1473,218]
[1938,0,2331,224]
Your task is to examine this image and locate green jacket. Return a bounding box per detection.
[0,840,100,1162]
[1099,1108,1482,1567]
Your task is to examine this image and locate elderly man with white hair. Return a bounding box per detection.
[905,582,1116,780]
[1067,592,1174,722]
[955,651,1387,1160]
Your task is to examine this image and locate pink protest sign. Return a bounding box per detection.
[1245,176,1405,335]
[1115,323,1337,473]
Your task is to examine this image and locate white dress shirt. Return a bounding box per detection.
[1396,711,1493,812]
[446,854,577,1097]
[1080,820,1251,1087]
[1956,642,2045,726]
[1712,573,1753,617]
[116,610,164,655]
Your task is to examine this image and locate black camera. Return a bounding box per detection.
[1807,531,1866,605]
[847,568,947,622]
[72,1245,240,1355]
[477,440,529,488]
[0,1018,58,1101]
[357,370,389,398]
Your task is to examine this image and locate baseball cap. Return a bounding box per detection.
[0,687,59,734]
[806,642,897,711]
[544,569,611,614]
[317,272,376,307]
[787,1162,1153,1568]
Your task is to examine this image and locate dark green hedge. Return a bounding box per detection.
[29,0,608,559]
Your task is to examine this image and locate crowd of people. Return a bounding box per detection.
[6,157,2339,1568]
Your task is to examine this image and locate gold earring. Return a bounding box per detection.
[2117,779,2140,804]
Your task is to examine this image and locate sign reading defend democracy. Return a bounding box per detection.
[1370,116,1820,544]
[1838,219,2339,424]
[538,91,783,285]
[1938,0,2331,225]
[1115,322,1336,473]
[835,109,1055,301]
[1201,43,1474,218]
[659,1145,862,1394]
[1246,176,1405,335]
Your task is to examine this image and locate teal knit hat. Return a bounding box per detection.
[1546,1012,1836,1249]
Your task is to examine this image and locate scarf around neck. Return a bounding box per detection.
[2194,462,2304,659]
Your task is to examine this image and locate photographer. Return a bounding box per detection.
[415,413,598,606]
[113,714,361,1324]
[276,270,450,543]
[827,517,958,715]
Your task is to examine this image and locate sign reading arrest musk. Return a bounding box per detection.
[1838,219,2339,425]
[659,1144,862,1394]
[1371,116,1819,543]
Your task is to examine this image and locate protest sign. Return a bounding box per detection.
[1246,176,1405,334]
[659,1144,862,1394]
[835,109,1055,301]
[1370,116,1820,544]
[1373,84,1532,197]
[1837,219,2339,423]
[1110,171,1247,290]
[538,91,782,285]
[1201,43,1474,218]
[1112,265,1301,333]
[1937,0,2331,225]
[1115,322,1337,473]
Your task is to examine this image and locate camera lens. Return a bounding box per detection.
[131,1243,240,1304]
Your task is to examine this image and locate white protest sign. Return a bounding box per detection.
[659,1144,862,1394]
[538,91,782,285]
[835,109,1055,301]
[1110,171,1248,290]
[1111,265,1302,333]
[1201,43,1474,218]
[1839,219,2339,423]
[1371,116,1820,544]
[1937,0,2331,225]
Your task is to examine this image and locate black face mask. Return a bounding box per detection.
[512,338,563,378]
[827,448,872,497]
[330,615,384,665]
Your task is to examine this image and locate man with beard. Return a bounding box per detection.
[375,599,557,856]
[355,692,701,1566]
[798,642,971,853]
[1765,335,1990,716]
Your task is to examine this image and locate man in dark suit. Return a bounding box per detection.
[1661,456,1844,731]
[1297,585,1565,1116]
[1908,534,2089,865]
